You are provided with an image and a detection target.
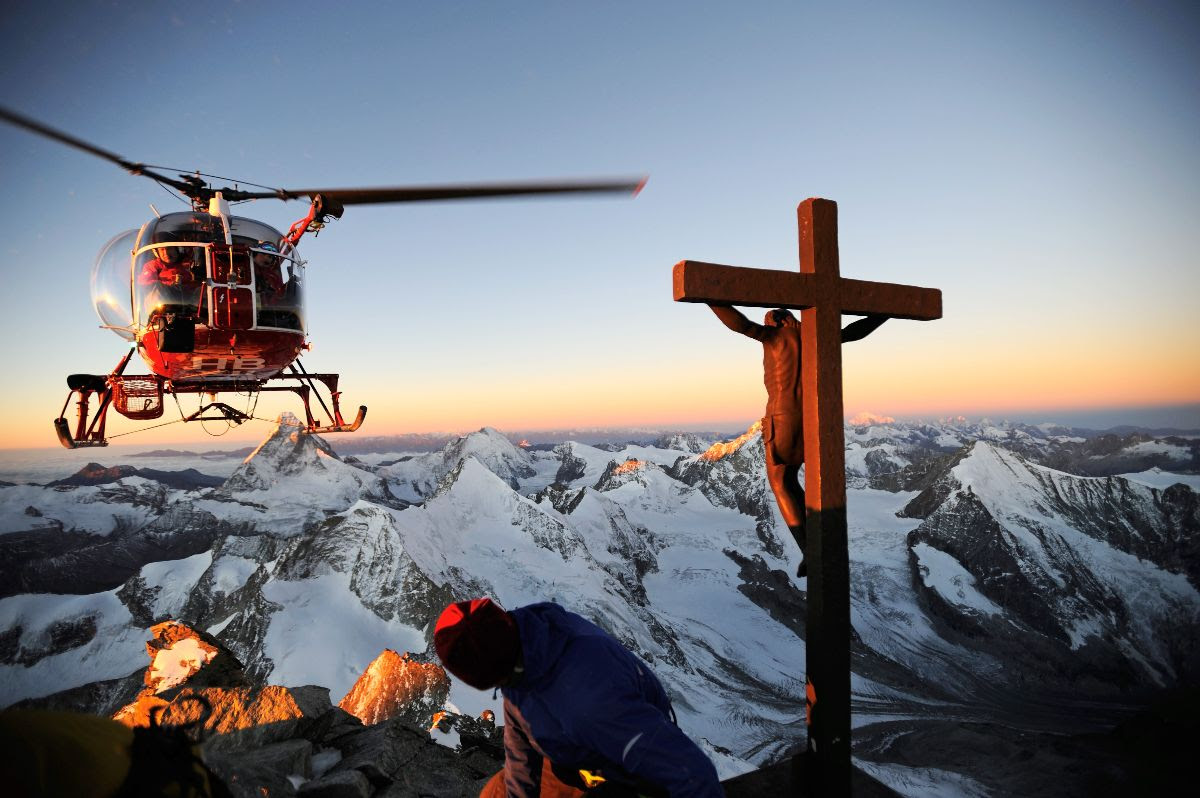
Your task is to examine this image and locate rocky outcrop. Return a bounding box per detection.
[0,614,98,667]
[338,650,450,727]
[553,442,588,484]
[43,621,496,798]
[112,621,251,725]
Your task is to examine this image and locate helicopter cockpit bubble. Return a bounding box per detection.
[125,212,306,333]
[91,229,138,341]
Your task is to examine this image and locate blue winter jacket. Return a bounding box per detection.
[501,602,722,797]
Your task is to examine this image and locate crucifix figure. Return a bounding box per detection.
[708,304,887,578]
[672,198,941,795]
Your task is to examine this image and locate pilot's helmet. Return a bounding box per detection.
[154,233,184,263]
[255,241,281,266]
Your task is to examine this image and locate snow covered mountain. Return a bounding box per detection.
[0,416,1196,795]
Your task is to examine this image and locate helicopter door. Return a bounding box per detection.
[209,245,254,330]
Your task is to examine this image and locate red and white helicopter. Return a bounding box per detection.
[0,108,644,449]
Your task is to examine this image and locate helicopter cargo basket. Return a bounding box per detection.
[112,376,165,420]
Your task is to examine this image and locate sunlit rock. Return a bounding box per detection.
[338,649,449,727]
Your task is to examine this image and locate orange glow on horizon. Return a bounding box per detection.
[4,339,1196,449]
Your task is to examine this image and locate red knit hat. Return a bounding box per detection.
[433,598,520,689]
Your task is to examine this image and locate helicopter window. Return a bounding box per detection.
[228,216,287,248]
[253,246,305,332]
[210,246,253,285]
[133,243,206,327]
[145,212,223,246]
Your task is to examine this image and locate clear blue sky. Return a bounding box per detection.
[1,1,1197,447]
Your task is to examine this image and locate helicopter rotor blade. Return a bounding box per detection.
[0,105,200,195]
[225,177,647,205]
[2,105,648,209]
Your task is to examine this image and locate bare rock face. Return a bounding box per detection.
[553,442,589,484]
[113,620,252,728]
[116,681,337,755]
[193,685,334,749]
[338,650,450,727]
[141,620,247,693]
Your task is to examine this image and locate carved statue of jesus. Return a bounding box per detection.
[709,304,887,577]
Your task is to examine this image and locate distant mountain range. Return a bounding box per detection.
[123,419,1200,460]
[1,416,1196,796]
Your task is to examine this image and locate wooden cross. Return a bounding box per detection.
[672,198,941,794]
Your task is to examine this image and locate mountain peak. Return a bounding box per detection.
[441,427,536,489]
[48,462,137,487]
[338,649,449,727]
[652,432,713,454]
[699,421,761,463]
[594,458,657,491]
[225,416,340,489]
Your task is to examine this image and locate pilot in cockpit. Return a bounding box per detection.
[139,242,199,290]
[252,241,285,299]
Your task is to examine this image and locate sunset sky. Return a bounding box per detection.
[1,1,1196,450]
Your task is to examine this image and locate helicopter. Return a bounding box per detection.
[0,107,645,449]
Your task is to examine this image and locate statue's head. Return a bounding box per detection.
[764,308,796,327]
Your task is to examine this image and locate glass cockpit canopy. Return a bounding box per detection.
[134,211,298,256]
[92,229,138,341]
[92,212,307,339]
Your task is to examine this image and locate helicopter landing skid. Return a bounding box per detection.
[54,354,367,448]
[52,355,134,448]
[54,416,108,448]
[308,404,367,434]
[256,371,367,435]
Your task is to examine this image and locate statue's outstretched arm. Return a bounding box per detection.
[841,314,888,342]
[709,304,768,340]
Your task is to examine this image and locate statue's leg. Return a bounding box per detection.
[764,414,807,576]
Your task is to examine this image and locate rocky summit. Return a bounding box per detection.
[99,621,500,797]
[1,416,1197,796]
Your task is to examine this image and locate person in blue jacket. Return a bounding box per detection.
[433,598,723,798]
